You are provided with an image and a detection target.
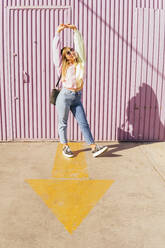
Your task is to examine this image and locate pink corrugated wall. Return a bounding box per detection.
[0,0,165,141]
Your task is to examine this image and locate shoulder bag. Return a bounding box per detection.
[50,75,61,105]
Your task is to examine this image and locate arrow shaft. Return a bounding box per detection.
[52,142,89,179]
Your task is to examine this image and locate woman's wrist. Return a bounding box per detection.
[57,24,66,33]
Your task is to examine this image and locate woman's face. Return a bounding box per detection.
[64,48,78,63]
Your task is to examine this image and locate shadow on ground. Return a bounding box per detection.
[73,142,152,158]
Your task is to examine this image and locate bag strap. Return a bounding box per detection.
[56,74,61,88]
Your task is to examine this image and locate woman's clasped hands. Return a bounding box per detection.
[57,24,77,33]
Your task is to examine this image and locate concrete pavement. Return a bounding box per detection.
[0,141,165,248]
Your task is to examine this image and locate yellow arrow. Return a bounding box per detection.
[25,142,114,234]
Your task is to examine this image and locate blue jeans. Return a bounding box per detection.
[56,87,95,145]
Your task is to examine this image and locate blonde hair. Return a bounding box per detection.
[61,47,80,81]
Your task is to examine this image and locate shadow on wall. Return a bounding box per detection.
[98,84,164,158]
[118,83,165,141]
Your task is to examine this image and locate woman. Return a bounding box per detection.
[52,24,108,158]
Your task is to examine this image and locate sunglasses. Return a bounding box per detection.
[66,48,74,55]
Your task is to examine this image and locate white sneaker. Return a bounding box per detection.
[92,144,108,158]
[62,145,74,158]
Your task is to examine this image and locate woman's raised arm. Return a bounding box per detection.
[74,29,85,64]
[66,24,86,64]
[52,24,66,77]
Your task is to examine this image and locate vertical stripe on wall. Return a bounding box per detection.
[0,0,165,141]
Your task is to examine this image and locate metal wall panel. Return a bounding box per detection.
[131,8,165,140]
[0,0,165,141]
[0,0,11,141]
[8,6,71,140]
